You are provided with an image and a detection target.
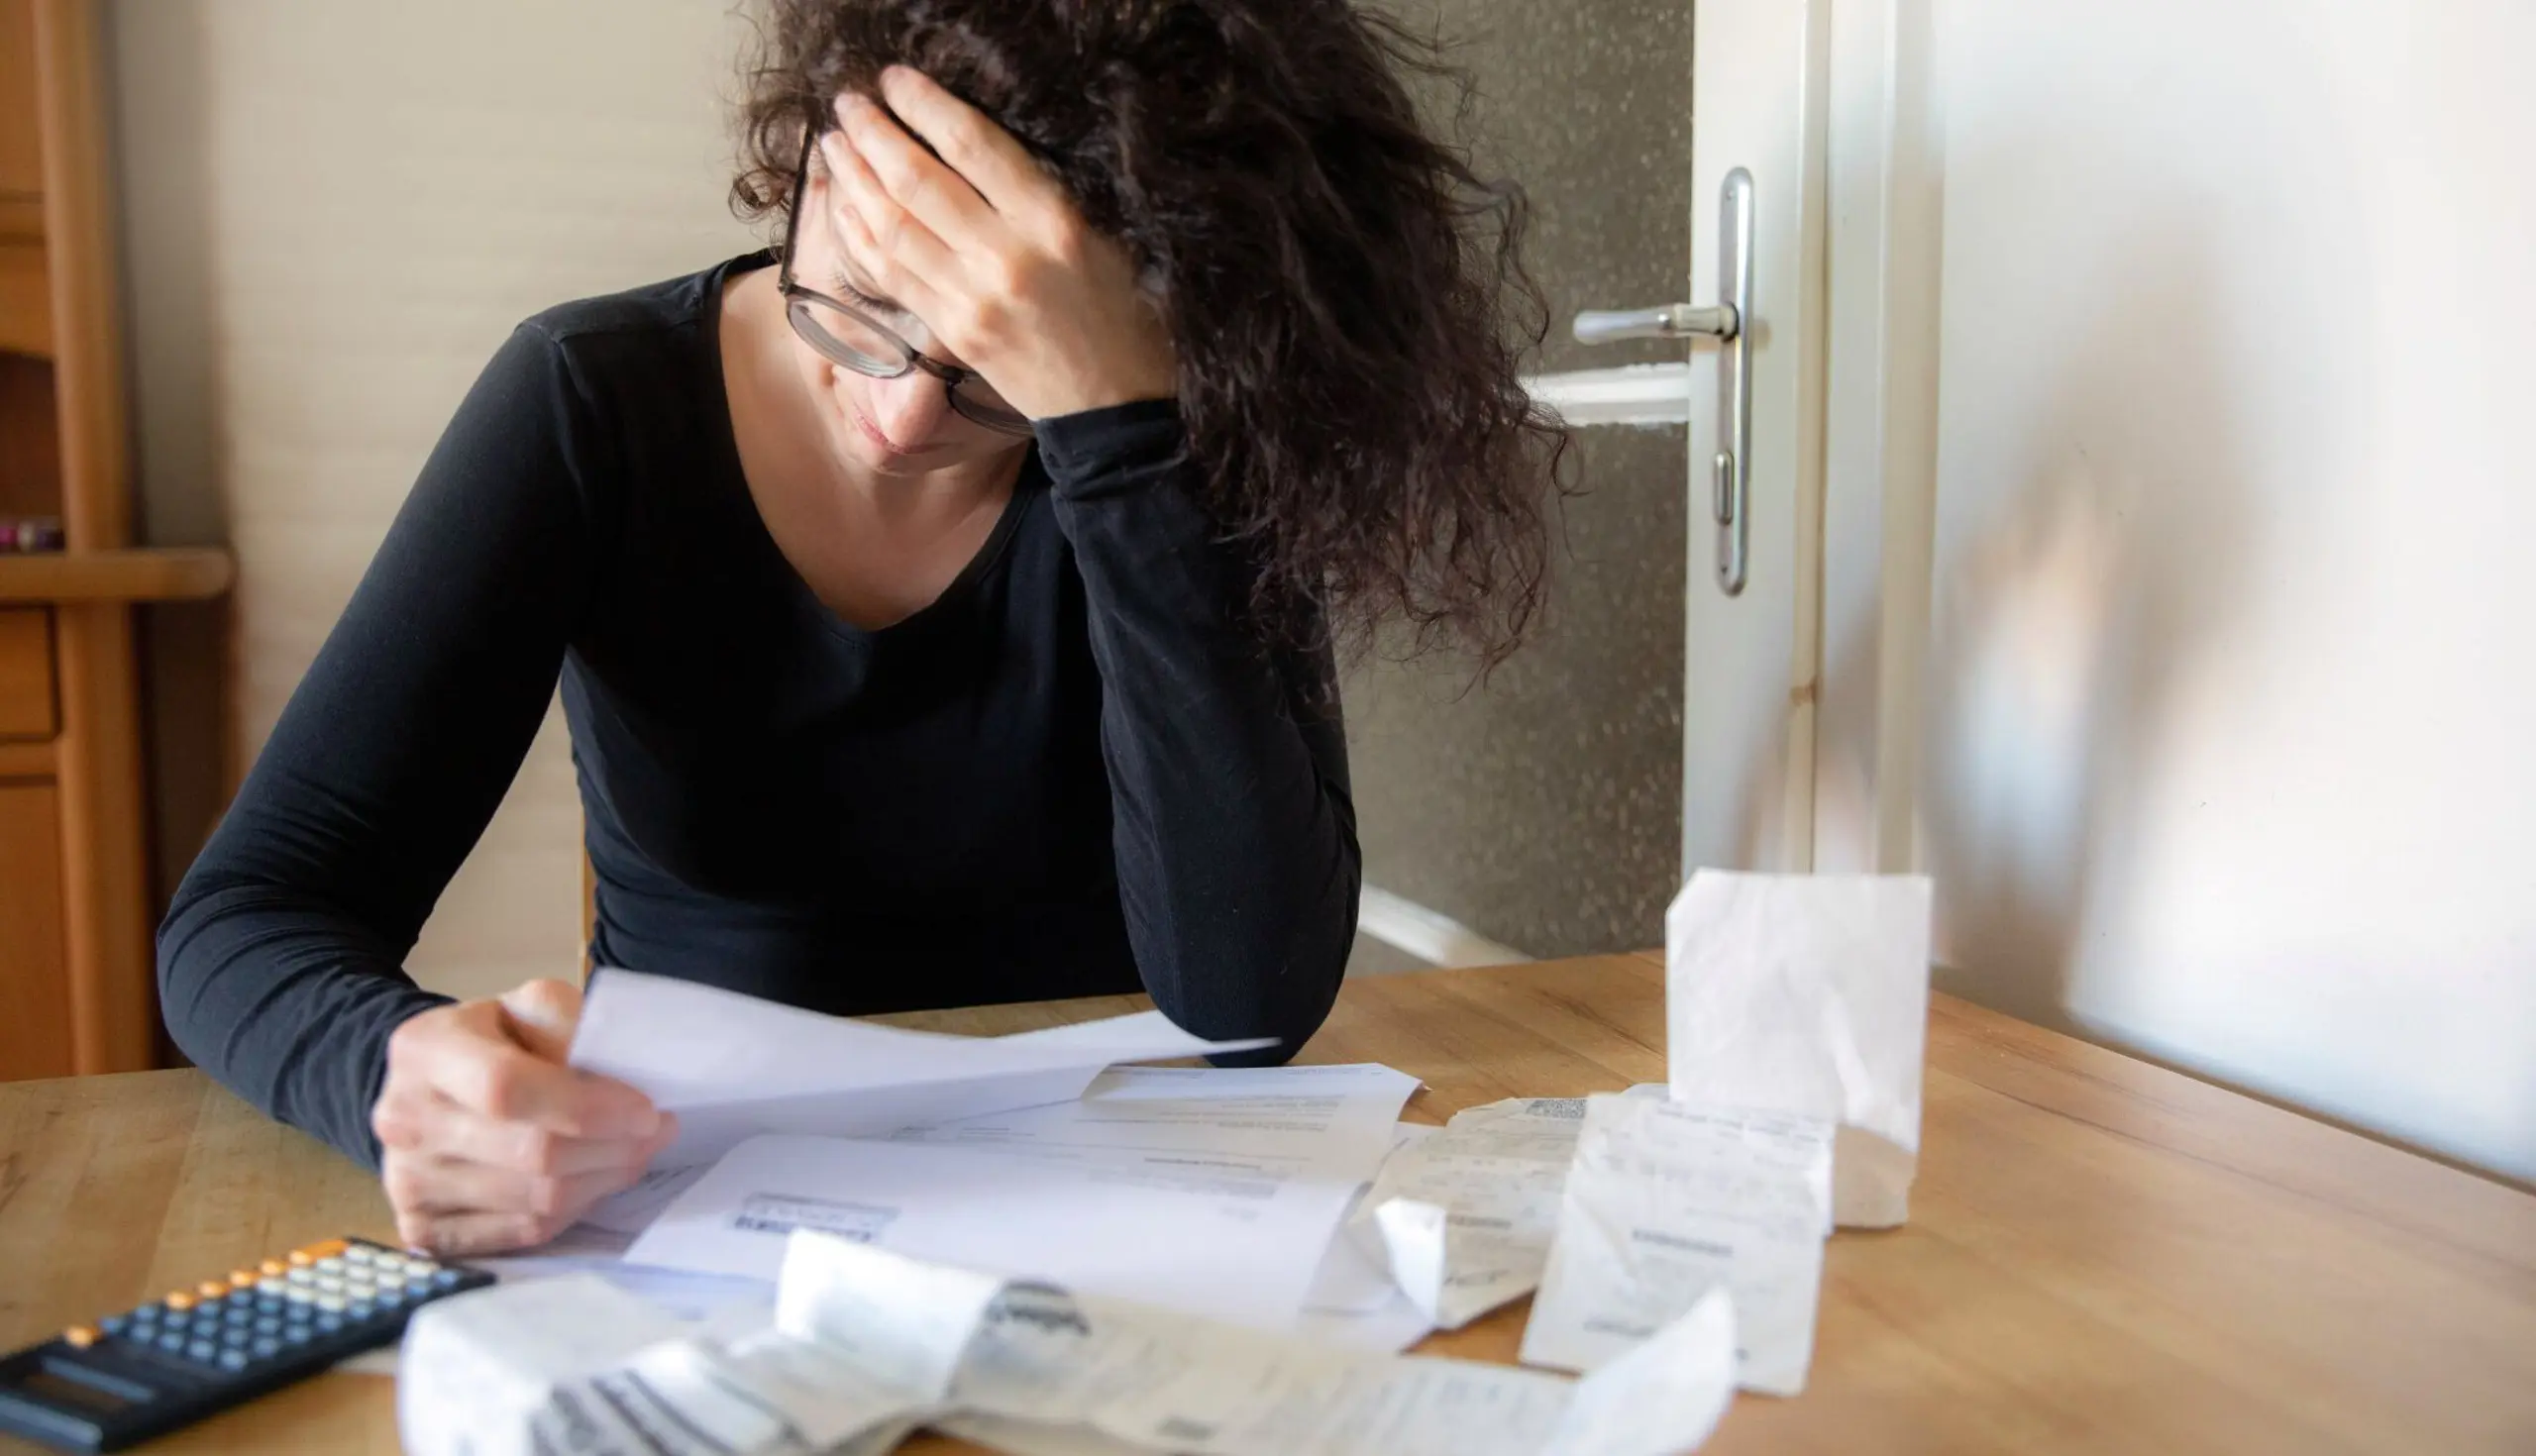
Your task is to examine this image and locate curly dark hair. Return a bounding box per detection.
[733,0,1571,668]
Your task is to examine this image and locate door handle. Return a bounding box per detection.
[1570,166,1756,596]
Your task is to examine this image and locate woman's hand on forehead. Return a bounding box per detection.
[821,65,1175,421]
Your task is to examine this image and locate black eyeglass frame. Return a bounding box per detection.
[777,127,1034,436]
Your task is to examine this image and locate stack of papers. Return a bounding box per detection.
[621,1064,1419,1331]
[401,1232,1742,1456]
[536,972,1416,1338]
[437,895,1919,1443]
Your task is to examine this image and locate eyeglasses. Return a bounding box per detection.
[778,129,1034,436]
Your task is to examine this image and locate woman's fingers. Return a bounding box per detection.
[387,1094,657,1179]
[496,977,583,1062]
[872,66,1055,222]
[384,1153,640,1224]
[391,1206,550,1259]
[834,90,997,255]
[821,132,956,319]
[392,1000,659,1140]
[372,984,683,1258]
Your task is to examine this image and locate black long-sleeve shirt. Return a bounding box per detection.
[158,255,1360,1168]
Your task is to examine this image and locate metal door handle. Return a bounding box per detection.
[1570,167,1756,596]
[1572,303,1739,346]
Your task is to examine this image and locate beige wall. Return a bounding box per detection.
[115,0,761,1001]
[1902,0,2536,1181]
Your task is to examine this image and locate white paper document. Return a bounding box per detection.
[892,1064,1419,1186]
[625,1128,1350,1330]
[570,970,1275,1168]
[1665,870,1933,1228]
[408,1232,1739,1456]
[1521,1093,1834,1396]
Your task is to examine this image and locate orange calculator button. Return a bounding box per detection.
[287,1250,314,1267]
[196,1281,229,1299]
[163,1292,195,1310]
[301,1239,351,1260]
[261,1259,288,1277]
[62,1326,99,1348]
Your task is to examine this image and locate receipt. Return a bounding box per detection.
[1357,1090,1663,1328]
[401,1235,993,1456]
[1520,1094,1833,1396]
[399,1276,688,1456]
[412,1233,1741,1456]
[954,1274,1729,1456]
[1665,870,1933,1227]
[1535,1288,1736,1456]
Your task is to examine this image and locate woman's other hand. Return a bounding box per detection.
[370,979,677,1256]
[822,66,1176,420]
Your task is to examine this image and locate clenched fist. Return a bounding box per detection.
[370,979,677,1255]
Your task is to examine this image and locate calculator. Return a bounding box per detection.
[0,1236,492,1453]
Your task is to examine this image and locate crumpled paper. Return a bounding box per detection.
[1665,871,1934,1228]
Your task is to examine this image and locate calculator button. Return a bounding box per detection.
[313,1276,345,1294]
[219,1349,251,1371]
[186,1339,217,1362]
[347,1300,376,1320]
[300,1238,351,1260]
[430,1269,463,1289]
[345,1245,374,1265]
[156,1332,187,1353]
[285,1267,317,1284]
[315,1295,346,1312]
[261,1257,289,1277]
[281,1287,315,1304]
[223,1305,253,1324]
[230,1269,260,1287]
[252,1336,282,1358]
[259,1277,289,1295]
[100,1315,129,1334]
[314,1313,345,1334]
[164,1291,196,1310]
[197,1280,230,1299]
[219,1326,249,1346]
[63,1325,100,1348]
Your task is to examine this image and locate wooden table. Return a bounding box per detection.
[4,952,2532,1454]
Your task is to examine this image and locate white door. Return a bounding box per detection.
[1682,0,2536,1182]
[1553,0,1838,880]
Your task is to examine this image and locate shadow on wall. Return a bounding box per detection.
[1916,231,2257,1031]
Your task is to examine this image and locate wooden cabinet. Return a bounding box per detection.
[0,0,232,1081]
[0,605,53,736]
[0,780,72,1080]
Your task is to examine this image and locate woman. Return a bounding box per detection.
[159,0,1564,1255]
